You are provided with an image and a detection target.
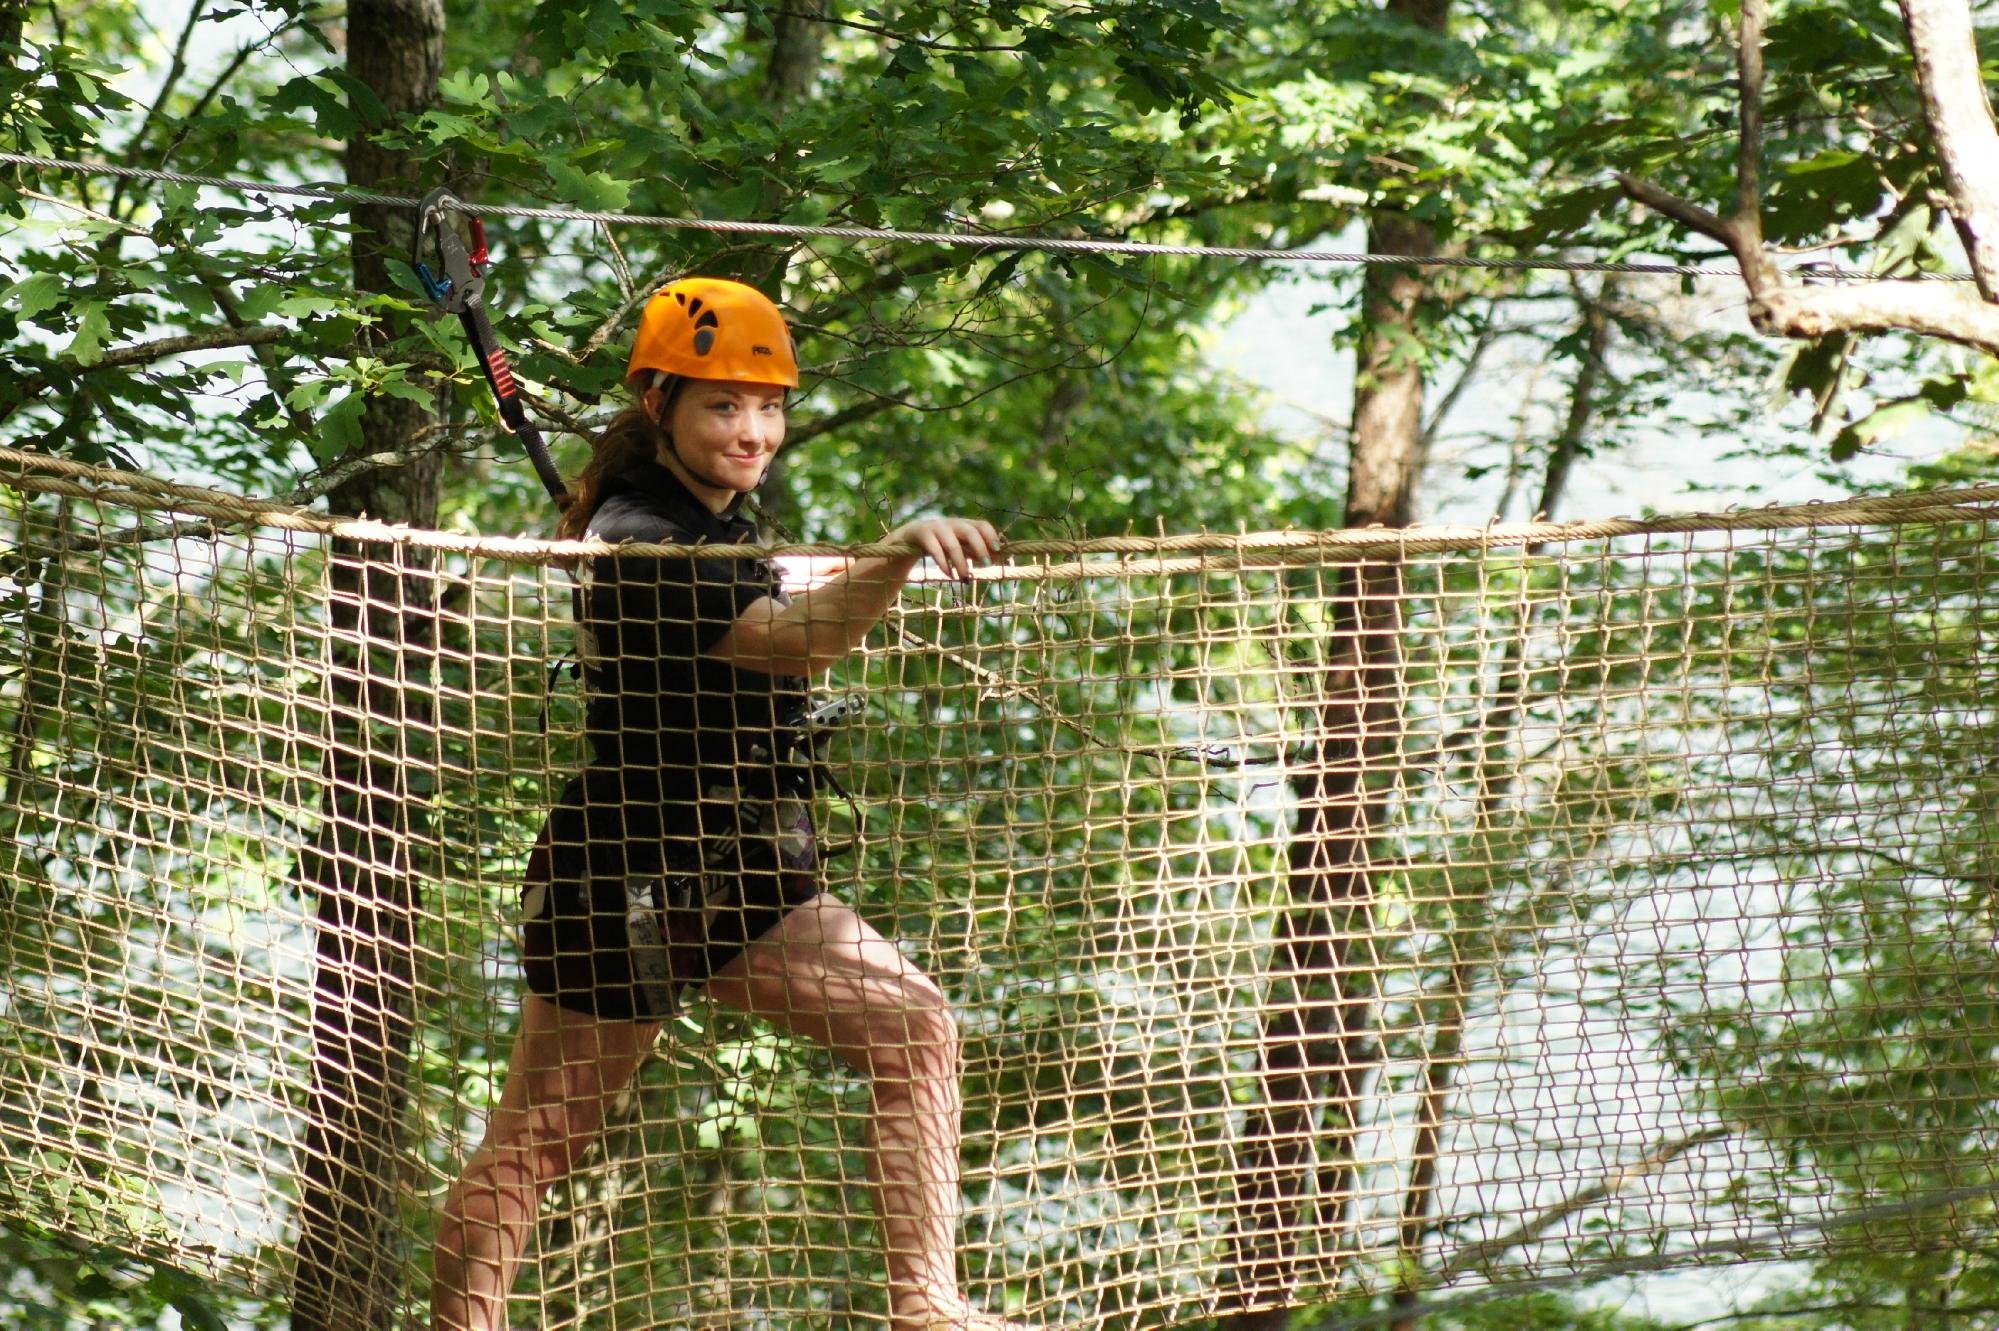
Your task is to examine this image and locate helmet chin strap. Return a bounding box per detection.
[664,434,741,497]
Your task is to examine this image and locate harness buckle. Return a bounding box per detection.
[800,693,865,744]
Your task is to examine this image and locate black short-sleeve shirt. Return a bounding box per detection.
[578,461,809,797]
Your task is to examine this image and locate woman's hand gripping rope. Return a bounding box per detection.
[884,516,1004,583]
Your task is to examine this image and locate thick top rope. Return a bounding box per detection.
[2,444,1994,569]
[1,150,1976,282]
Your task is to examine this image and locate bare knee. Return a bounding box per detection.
[466,1100,609,1196]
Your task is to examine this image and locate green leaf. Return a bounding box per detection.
[1919,376,1970,411]
[64,302,109,365]
[235,285,286,322]
[72,1270,116,1299]
[146,1268,230,1331]
[379,374,438,405]
[544,159,632,211]
[438,69,497,111]
[278,294,343,319]
[6,272,63,320]
[814,156,874,184]
[268,74,360,139]
[972,251,1026,300]
[1780,333,1853,432]
[1829,396,1934,460]
[314,390,366,463]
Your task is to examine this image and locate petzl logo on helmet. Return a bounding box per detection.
[752,345,773,356]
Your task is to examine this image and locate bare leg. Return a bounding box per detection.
[706,896,1012,1330]
[432,995,662,1331]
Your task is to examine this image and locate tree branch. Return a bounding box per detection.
[1746,278,1999,352]
[1620,173,1999,355]
[118,0,209,180]
[157,44,261,170]
[736,4,1033,52]
[2,326,292,421]
[1732,0,1767,241]
[781,395,899,448]
[2,327,459,437]
[1419,303,1499,448]
[554,246,770,369]
[16,187,150,235]
[90,324,290,370]
[1617,0,1999,358]
[1901,0,1999,300]
[154,8,329,172]
[1534,281,1615,525]
[1433,1125,1734,1282]
[1617,172,1739,249]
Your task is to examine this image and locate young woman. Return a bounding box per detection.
[432,278,1014,1331]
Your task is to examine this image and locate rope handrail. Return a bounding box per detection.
[1,444,1994,568]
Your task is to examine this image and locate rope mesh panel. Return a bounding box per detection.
[2,450,1997,1328]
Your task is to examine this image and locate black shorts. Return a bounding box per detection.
[519,770,821,1021]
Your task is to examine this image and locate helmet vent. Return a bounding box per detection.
[691,308,722,356]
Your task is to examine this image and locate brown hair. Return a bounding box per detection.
[555,379,679,540]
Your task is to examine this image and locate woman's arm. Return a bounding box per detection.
[708,517,1001,676]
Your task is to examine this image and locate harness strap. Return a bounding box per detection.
[413,188,568,504]
[783,696,866,857]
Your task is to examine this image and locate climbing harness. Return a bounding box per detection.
[783,693,869,860]
[412,188,569,503]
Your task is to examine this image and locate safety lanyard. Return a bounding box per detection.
[412,188,568,503]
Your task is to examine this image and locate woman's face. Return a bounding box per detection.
[651,378,789,496]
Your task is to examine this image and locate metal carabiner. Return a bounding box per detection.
[412,187,486,313]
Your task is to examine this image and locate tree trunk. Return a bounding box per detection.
[1899,0,1999,301]
[1220,203,1444,1331]
[1532,295,1612,526]
[290,3,445,1329]
[1385,288,1613,1331]
[762,0,826,109]
[1220,8,1450,1315]
[746,1,826,532]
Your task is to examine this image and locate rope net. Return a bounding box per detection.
[3,448,1997,1329]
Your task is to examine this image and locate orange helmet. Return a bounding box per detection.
[625,277,799,390]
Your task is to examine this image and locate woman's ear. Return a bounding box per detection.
[642,386,667,424]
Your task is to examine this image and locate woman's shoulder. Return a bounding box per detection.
[586,490,698,547]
